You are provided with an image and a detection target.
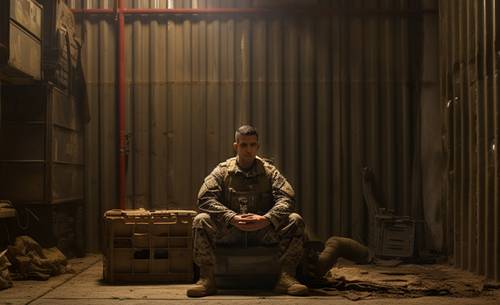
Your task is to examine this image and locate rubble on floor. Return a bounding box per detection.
[6,235,71,281]
[313,258,491,301]
[0,249,12,290]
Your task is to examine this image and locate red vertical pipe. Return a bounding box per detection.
[118,0,126,209]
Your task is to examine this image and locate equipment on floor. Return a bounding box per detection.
[0,249,12,290]
[6,235,68,280]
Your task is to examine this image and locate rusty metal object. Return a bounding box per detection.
[117,0,126,210]
[0,21,41,81]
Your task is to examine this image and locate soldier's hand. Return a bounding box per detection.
[230,213,270,231]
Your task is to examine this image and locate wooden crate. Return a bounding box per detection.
[375,215,416,258]
[0,0,42,82]
[0,84,84,204]
[39,0,81,90]
[6,0,43,40]
[103,209,197,283]
[0,20,41,82]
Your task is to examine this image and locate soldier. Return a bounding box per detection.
[187,125,308,297]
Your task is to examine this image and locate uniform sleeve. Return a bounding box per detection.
[263,167,296,229]
[197,165,237,225]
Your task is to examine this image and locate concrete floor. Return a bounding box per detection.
[1,255,499,305]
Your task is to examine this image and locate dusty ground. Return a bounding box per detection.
[0,255,499,305]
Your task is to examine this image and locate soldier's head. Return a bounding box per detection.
[234,125,260,169]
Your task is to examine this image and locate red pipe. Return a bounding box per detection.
[121,8,273,14]
[72,8,113,14]
[118,0,126,210]
[71,8,271,14]
[72,8,437,16]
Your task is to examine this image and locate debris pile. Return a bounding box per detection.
[6,236,69,281]
[0,250,12,290]
[317,259,487,300]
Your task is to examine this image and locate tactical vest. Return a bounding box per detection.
[223,158,273,215]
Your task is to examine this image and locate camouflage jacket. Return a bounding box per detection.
[197,156,296,229]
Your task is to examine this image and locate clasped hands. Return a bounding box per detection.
[230,213,270,231]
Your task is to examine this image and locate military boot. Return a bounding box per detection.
[273,267,309,296]
[186,266,217,297]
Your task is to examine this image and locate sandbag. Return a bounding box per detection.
[7,236,68,281]
[0,249,13,290]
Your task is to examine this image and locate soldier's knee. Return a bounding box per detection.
[288,213,305,230]
[193,212,212,229]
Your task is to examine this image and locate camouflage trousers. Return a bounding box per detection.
[192,212,305,270]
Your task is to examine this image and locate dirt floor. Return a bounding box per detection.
[0,255,499,305]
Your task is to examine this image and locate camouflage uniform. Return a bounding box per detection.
[193,156,305,270]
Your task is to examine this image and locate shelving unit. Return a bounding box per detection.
[0,83,84,257]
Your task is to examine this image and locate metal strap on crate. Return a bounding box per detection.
[104,209,197,226]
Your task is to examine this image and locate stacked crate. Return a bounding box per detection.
[0,0,43,82]
[0,1,85,257]
[40,0,81,91]
[0,83,84,256]
[103,209,197,283]
[0,84,83,204]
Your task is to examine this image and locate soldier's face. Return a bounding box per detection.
[234,135,259,168]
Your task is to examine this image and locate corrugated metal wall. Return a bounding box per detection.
[440,0,500,281]
[74,0,431,251]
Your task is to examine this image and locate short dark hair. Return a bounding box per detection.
[235,125,258,142]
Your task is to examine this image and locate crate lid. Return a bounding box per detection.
[104,208,197,218]
[104,208,149,218]
[151,210,197,217]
